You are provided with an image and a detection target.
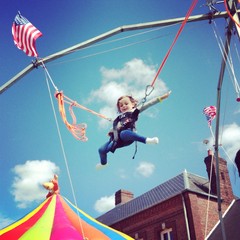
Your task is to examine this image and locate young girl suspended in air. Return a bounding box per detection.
[97,90,171,168]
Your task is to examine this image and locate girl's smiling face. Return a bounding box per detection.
[118,97,135,113]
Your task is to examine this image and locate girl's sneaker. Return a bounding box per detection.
[146,137,159,144]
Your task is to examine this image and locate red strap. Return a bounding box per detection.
[224,0,240,29]
[151,0,199,87]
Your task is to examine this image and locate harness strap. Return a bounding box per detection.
[132,141,138,159]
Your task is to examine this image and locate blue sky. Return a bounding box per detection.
[1,0,240,228]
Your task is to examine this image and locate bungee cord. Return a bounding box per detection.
[150,0,199,87]
[44,68,87,239]
[39,0,205,127]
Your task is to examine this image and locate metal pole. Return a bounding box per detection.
[0,11,232,94]
[214,0,238,239]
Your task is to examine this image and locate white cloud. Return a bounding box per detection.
[135,161,155,177]
[205,123,240,162]
[87,58,169,128]
[117,168,128,179]
[11,160,60,209]
[0,214,14,229]
[94,194,115,214]
[221,123,240,159]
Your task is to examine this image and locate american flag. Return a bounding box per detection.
[12,12,42,57]
[203,106,217,126]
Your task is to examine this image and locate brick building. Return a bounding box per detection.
[97,151,235,240]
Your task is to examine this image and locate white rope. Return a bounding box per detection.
[223,41,240,98]
[233,40,240,96]
[204,151,214,240]
[48,35,167,66]
[203,125,215,239]
[212,21,240,98]
[50,23,180,63]
[220,145,238,184]
[203,124,238,238]
[40,60,59,92]
[210,21,240,187]
[48,21,201,67]
[44,69,86,238]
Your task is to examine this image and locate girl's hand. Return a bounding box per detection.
[160,90,171,101]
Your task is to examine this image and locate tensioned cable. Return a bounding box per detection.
[205,17,240,208]
[48,34,168,66]
[232,38,240,97]
[204,151,214,240]
[45,0,200,90]
[212,21,228,144]
[48,19,202,67]
[43,66,86,238]
[212,19,240,99]
[40,60,111,121]
[71,23,179,51]
[48,22,182,66]
[212,20,237,140]
[211,20,239,171]
[221,34,240,100]
[233,37,240,64]
[203,108,218,239]
[211,20,240,180]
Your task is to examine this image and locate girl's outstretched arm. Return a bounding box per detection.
[138,90,171,112]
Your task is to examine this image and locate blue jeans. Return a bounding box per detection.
[98,129,146,165]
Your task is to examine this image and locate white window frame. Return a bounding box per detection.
[160,228,173,240]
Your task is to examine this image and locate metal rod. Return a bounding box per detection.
[0,11,231,94]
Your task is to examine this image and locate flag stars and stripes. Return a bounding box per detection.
[203,106,217,126]
[12,12,42,57]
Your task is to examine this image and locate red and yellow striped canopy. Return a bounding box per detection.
[0,194,133,240]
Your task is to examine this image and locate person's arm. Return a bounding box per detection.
[138,91,171,113]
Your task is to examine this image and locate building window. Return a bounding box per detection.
[134,233,143,240]
[160,228,173,240]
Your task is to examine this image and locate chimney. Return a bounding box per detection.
[115,189,134,206]
[204,150,234,204]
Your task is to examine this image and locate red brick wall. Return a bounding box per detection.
[111,195,189,240]
[108,155,234,239]
[184,192,216,239]
[110,191,233,240]
[218,158,234,204]
[184,192,232,240]
[204,155,234,204]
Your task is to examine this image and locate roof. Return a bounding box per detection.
[206,199,240,240]
[97,170,213,225]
